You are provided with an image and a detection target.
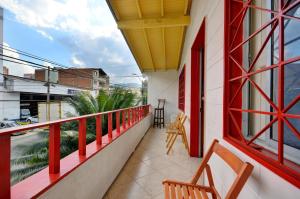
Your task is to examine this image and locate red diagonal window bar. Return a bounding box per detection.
[224,0,300,188]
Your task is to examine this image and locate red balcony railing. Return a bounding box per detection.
[0,105,150,199]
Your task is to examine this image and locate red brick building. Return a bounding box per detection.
[35,68,109,92]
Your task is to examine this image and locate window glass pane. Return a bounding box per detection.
[271,64,300,152]
[284,16,300,61]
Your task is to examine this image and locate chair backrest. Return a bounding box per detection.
[175,114,187,129]
[157,99,166,109]
[191,139,253,199]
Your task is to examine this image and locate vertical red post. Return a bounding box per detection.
[139,107,142,120]
[130,109,134,125]
[133,108,136,123]
[108,112,112,140]
[96,115,102,145]
[122,110,126,130]
[277,5,284,163]
[49,123,60,174]
[136,108,138,121]
[127,109,130,127]
[116,111,120,134]
[78,118,86,156]
[0,135,10,199]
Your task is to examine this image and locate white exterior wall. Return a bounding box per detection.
[39,114,152,199]
[145,70,179,123]
[6,78,83,95]
[0,89,20,120]
[179,0,300,198]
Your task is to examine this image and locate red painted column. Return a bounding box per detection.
[127,109,130,127]
[78,118,86,156]
[139,107,142,120]
[277,8,284,164]
[49,123,60,174]
[122,110,126,130]
[108,112,112,141]
[96,115,102,146]
[133,108,136,123]
[131,108,134,124]
[116,111,120,134]
[0,135,10,199]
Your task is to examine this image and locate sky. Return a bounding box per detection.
[0,0,142,85]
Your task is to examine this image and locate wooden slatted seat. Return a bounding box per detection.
[163,139,254,199]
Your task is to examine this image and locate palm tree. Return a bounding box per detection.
[11,88,139,184]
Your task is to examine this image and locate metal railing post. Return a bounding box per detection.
[108,112,112,140]
[49,123,60,174]
[78,118,87,156]
[96,115,102,145]
[0,135,10,199]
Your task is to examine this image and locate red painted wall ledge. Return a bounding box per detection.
[11,122,147,199]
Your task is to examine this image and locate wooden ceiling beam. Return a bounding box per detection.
[117,16,190,29]
[135,0,156,71]
[184,0,190,15]
[161,0,166,70]
[161,0,164,17]
[162,28,166,70]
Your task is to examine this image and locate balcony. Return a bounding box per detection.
[1,105,168,199]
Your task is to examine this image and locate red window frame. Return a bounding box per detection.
[224,0,300,188]
[178,65,186,111]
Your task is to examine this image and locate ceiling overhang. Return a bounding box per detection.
[106,0,191,72]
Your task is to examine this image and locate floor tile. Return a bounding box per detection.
[103,128,201,199]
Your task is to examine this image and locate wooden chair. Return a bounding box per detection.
[165,112,184,141]
[166,112,184,130]
[165,115,189,155]
[163,139,254,199]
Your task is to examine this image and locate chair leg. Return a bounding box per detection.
[182,133,189,152]
[167,134,178,154]
[166,133,175,148]
[166,132,171,142]
[162,109,165,127]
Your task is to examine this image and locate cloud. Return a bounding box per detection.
[37,30,53,41]
[0,0,141,84]
[2,43,35,76]
[71,55,85,66]
[0,0,120,39]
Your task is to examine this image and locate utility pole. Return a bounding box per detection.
[46,66,50,121]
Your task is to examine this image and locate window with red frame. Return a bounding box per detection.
[224,0,300,188]
[178,65,186,111]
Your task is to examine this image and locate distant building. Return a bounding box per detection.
[3,66,8,75]
[24,73,35,79]
[35,68,110,93]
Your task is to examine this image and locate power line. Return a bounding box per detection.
[0,54,99,80]
[0,44,105,79]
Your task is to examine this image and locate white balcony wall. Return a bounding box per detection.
[179,0,299,198]
[145,70,179,124]
[38,114,152,199]
[0,88,20,120]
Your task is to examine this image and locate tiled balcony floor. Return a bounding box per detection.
[104,128,201,199]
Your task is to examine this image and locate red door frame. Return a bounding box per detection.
[190,18,206,157]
